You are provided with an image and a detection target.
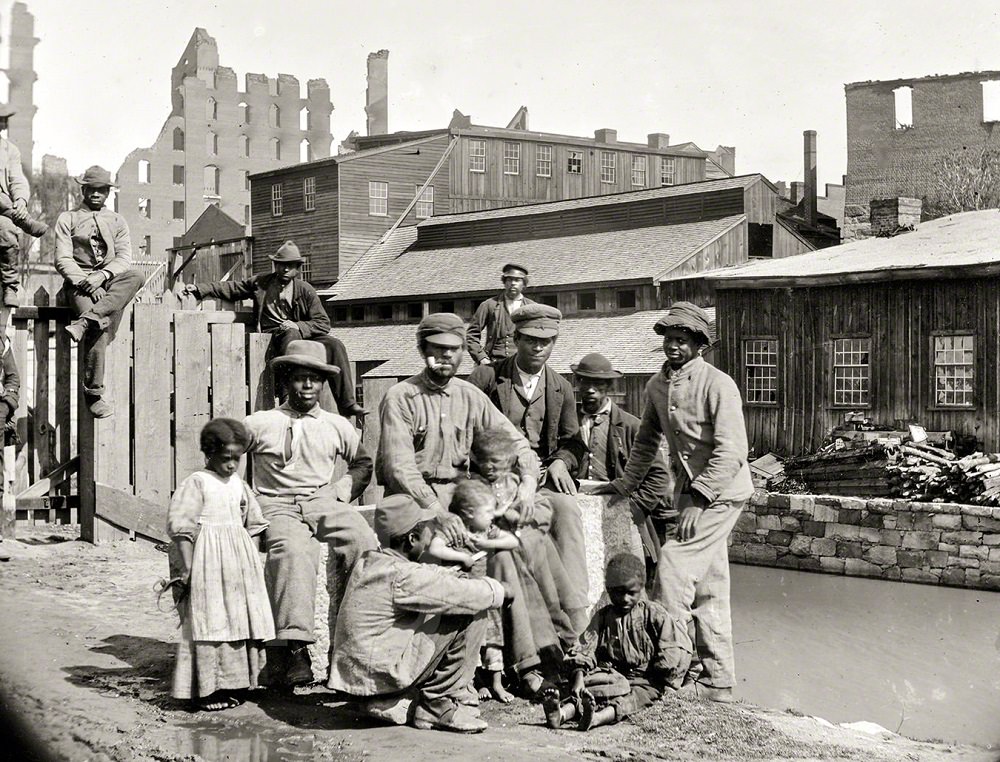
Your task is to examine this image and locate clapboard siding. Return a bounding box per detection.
[716,278,1000,457]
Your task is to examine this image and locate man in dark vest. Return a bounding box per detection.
[572,352,673,571]
[466,263,535,365]
[467,303,588,626]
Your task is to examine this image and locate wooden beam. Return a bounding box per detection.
[94,482,169,543]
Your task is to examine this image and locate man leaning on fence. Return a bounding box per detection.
[54,165,143,419]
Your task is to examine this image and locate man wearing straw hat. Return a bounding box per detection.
[54,165,143,418]
[243,339,376,688]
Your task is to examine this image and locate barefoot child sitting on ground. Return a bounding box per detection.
[425,477,520,703]
[543,553,692,730]
[165,418,275,711]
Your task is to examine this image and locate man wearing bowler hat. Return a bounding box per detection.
[54,165,144,418]
[185,240,365,419]
[467,263,535,365]
[243,339,376,688]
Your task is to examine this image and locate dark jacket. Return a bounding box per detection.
[467,356,585,471]
[466,293,537,363]
[195,273,331,337]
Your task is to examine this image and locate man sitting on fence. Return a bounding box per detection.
[243,339,377,688]
[54,165,144,419]
[183,240,365,419]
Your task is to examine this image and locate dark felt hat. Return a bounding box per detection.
[270,339,340,377]
[374,494,438,545]
[512,303,561,338]
[654,302,712,345]
[571,352,623,380]
[75,165,116,188]
[502,263,529,278]
[417,312,467,348]
[269,241,304,263]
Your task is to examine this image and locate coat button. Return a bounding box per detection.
[674,429,680,435]
[682,454,689,460]
[670,406,677,411]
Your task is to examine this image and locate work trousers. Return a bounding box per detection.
[653,500,744,689]
[270,328,357,414]
[0,216,18,292]
[65,269,144,396]
[415,611,489,702]
[536,488,589,632]
[258,485,378,643]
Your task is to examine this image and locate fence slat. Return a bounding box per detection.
[174,312,211,486]
[31,287,51,484]
[54,311,72,500]
[248,333,274,413]
[361,376,396,505]
[11,316,28,498]
[210,323,247,419]
[133,303,172,504]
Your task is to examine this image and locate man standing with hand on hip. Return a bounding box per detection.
[466,263,535,365]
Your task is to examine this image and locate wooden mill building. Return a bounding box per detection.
[699,209,1000,456]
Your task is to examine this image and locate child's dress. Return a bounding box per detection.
[167,470,275,700]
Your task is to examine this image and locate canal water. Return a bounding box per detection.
[731,564,1000,748]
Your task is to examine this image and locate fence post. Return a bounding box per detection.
[361,376,396,505]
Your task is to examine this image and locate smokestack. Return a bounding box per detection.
[365,49,389,136]
[803,129,817,227]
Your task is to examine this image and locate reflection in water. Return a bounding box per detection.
[173,724,318,761]
[731,564,1000,748]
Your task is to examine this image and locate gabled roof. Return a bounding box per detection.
[326,214,744,301]
[336,308,717,380]
[703,209,1000,288]
[177,204,245,248]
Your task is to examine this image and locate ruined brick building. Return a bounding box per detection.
[844,70,1000,239]
[116,28,333,262]
[3,2,36,173]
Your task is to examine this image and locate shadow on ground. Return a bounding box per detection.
[64,634,175,709]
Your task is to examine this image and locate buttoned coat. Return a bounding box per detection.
[466,292,537,363]
[194,273,330,337]
[53,207,133,285]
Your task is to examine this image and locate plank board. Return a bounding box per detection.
[360,376,396,505]
[31,287,51,483]
[54,311,72,498]
[174,311,211,484]
[210,322,247,418]
[133,303,173,504]
[11,315,28,496]
[95,482,169,543]
[248,332,274,413]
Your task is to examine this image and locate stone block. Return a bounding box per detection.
[980,561,1000,575]
[775,553,800,569]
[900,531,939,550]
[895,512,915,529]
[750,489,769,507]
[883,567,902,580]
[838,508,862,524]
[901,568,940,583]
[780,516,801,532]
[812,538,837,556]
[826,523,860,540]
[883,516,897,529]
[757,515,782,531]
[787,494,813,517]
[964,515,1000,532]
[840,497,866,512]
[992,507,1000,520]
[735,513,757,533]
[802,520,826,537]
[932,502,963,515]
[727,546,746,563]
[982,534,1000,546]
[925,550,948,568]
[768,494,791,510]
[896,550,925,568]
[788,535,812,556]
[811,503,840,523]
[747,534,765,544]
[963,504,993,518]
[836,541,863,559]
[911,514,937,531]
[745,544,778,565]
[844,558,880,577]
[966,569,982,585]
[940,568,966,587]
[859,527,882,544]
[864,545,897,566]
[866,499,895,515]
[819,557,845,574]
[978,574,1000,591]
[941,530,982,545]
[881,530,902,546]
[937,543,958,552]
[767,530,792,547]
[989,547,1000,562]
[931,514,963,530]
[960,545,989,561]
[799,557,822,572]
[956,557,980,569]
[860,512,883,528]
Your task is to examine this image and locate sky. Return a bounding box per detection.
[12,0,1000,189]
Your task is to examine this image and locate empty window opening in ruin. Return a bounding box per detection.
[239,101,250,124]
[173,127,185,151]
[138,159,151,184]
[982,81,1000,123]
[269,104,281,128]
[300,139,312,163]
[203,165,219,196]
[270,138,281,160]
[206,97,217,121]
[206,131,218,156]
[300,107,310,131]
[240,135,250,158]
[268,78,279,96]
[893,86,913,129]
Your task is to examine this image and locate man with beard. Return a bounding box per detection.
[466,263,535,365]
[184,241,365,418]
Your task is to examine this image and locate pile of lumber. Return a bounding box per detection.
[783,445,892,496]
[887,447,1000,505]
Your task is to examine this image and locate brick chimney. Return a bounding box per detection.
[365,49,389,136]
[647,133,670,149]
[790,181,805,204]
[803,130,818,227]
[594,128,617,144]
[870,197,922,237]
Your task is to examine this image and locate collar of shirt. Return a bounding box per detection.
[515,363,542,395]
[505,297,523,314]
[583,398,612,421]
[662,355,705,381]
[279,280,294,303]
[417,370,453,395]
[277,401,323,418]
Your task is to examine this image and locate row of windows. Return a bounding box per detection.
[743,335,975,408]
[271,177,319,216]
[168,127,312,162]
[468,139,675,186]
[203,98,322,130]
[892,81,1000,129]
[366,182,434,218]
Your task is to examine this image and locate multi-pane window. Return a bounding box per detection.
[832,337,871,406]
[567,150,583,174]
[503,142,520,175]
[368,181,388,216]
[631,155,646,186]
[271,183,283,216]
[299,255,312,281]
[600,151,616,183]
[536,145,552,177]
[414,185,434,219]
[933,335,974,407]
[660,157,675,186]
[469,139,486,173]
[303,177,316,211]
[744,339,778,404]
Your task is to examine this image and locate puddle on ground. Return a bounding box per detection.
[170,723,331,761]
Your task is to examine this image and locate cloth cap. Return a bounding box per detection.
[512,303,561,338]
[270,339,341,377]
[75,165,116,188]
[654,301,712,344]
[375,494,439,545]
[417,312,467,348]
[270,241,304,263]
[571,352,622,380]
[502,263,529,278]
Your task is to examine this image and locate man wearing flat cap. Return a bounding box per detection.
[466,263,536,365]
[589,302,752,703]
[242,339,376,688]
[572,352,672,572]
[468,303,589,627]
[54,165,144,418]
[329,494,510,733]
[185,240,366,419]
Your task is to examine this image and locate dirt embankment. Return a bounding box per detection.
[0,525,993,762]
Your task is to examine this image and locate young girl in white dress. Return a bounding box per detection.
[166,418,275,711]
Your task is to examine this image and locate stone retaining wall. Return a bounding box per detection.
[729,491,1000,591]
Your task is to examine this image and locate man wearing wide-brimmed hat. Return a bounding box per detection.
[467,263,536,365]
[589,301,752,704]
[185,240,365,419]
[54,165,144,418]
[242,339,376,688]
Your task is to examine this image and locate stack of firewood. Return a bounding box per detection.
[783,444,892,496]
[886,445,1000,505]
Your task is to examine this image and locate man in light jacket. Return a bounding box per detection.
[590,302,752,703]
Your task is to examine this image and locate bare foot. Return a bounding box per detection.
[196,691,241,711]
[541,687,564,728]
[577,689,596,730]
[478,686,492,702]
[490,672,514,703]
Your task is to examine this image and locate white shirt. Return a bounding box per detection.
[579,398,612,446]
[505,297,524,315]
[516,365,543,400]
